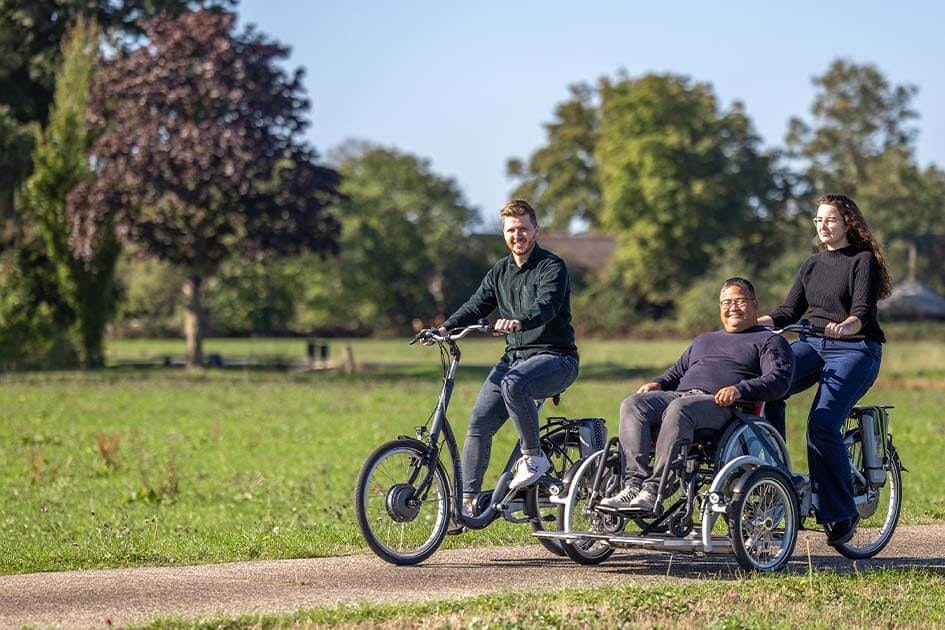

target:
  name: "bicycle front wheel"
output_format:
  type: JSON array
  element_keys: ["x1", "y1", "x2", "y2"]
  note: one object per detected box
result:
[
  {"x1": 354, "y1": 439, "x2": 450, "y2": 565},
  {"x1": 835, "y1": 432, "x2": 903, "y2": 560}
]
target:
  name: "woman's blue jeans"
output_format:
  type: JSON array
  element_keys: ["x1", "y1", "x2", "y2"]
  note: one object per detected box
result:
[{"x1": 785, "y1": 336, "x2": 882, "y2": 523}]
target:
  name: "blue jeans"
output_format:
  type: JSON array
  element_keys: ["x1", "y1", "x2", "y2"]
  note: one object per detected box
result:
[
  {"x1": 772, "y1": 337, "x2": 882, "y2": 523},
  {"x1": 461, "y1": 353, "x2": 579, "y2": 494}
]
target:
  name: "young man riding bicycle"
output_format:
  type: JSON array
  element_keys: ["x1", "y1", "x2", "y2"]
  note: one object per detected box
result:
[{"x1": 432, "y1": 200, "x2": 579, "y2": 526}]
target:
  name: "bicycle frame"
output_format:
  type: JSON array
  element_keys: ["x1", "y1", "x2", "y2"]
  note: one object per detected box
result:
[{"x1": 409, "y1": 325, "x2": 547, "y2": 530}]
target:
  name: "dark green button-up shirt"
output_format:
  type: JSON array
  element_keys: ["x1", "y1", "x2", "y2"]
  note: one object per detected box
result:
[{"x1": 442, "y1": 244, "x2": 577, "y2": 361}]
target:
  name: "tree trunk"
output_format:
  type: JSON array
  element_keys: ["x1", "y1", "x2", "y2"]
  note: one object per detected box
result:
[{"x1": 183, "y1": 274, "x2": 205, "y2": 367}]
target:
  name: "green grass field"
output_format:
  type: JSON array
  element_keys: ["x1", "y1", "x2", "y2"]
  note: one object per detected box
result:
[
  {"x1": 2, "y1": 338, "x2": 943, "y2": 575},
  {"x1": 141, "y1": 569, "x2": 945, "y2": 629}
]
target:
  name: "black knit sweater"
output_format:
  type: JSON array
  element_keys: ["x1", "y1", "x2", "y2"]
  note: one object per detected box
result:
[{"x1": 769, "y1": 246, "x2": 886, "y2": 343}]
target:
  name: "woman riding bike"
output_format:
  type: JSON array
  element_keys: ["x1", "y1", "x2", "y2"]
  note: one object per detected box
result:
[{"x1": 758, "y1": 193, "x2": 892, "y2": 547}]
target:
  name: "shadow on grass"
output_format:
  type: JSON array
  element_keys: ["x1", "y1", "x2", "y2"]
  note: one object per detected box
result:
[{"x1": 4, "y1": 361, "x2": 664, "y2": 386}]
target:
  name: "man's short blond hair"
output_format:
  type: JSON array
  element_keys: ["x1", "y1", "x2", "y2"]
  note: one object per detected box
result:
[{"x1": 499, "y1": 199, "x2": 538, "y2": 226}]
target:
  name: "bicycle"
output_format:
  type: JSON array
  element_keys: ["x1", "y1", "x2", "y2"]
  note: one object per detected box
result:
[
  {"x1": 540, "y1": 320, "x2": 903, "y2": 571},
  {"x1": 776, "y1": 321, "x2": 904, "y2": 559},
  {"x1": 354, "y1": 323, "x2": 606, "y2": 565}
]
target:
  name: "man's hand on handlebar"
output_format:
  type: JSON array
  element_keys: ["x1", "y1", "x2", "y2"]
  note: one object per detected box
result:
[
  {"x1": 417, "y1": 326, "x2": 447, "y2": 346},
  {"x1": 714, "y1": 385, "x2": 742, "y2": 407},
  {"x1": 493, "y1": 318, "x2": 522, "y2": 334}
]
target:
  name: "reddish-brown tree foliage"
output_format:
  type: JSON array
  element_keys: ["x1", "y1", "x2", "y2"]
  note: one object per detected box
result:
[{"x1": 68, "y1": 9, "x2": 340, "y2": 365}]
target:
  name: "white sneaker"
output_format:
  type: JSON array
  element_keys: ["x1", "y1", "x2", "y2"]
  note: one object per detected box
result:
[
  {"x1": 629, "y1": 487, "x2": 658, "y2": 512},
  {"x1": 509, "y1": 453, "x2": 551, "y2": 489},
  {"x1": 598, "y1": 485, "x2": 640, "y2": 509}
]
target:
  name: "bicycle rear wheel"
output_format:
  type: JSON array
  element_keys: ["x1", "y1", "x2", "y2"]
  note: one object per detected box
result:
[
  {"x1": 559, "y1": 450, "x2": 620, "y2": 564},
  {"x1": 835, "y1": 431, "x2": 903, "y2": 559},
  {"x1": 526, "y1": 428, "x2": 582, "y2": 556},
  {"x1": 354, "y1": 438, "x2": 450, "y2": 565}
]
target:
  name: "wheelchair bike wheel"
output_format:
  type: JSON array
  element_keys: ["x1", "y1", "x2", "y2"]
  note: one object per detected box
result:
[
  {"x1": 730, "y1": 466, "x2": 799, "y2": 572},
  {"x1": 354, "y1": 438, "x2": 450, "y2": 565},
  {"x1": 558, "y1": 450, "x2": 620, "y2": 565},
  {"x1": 835, "y1": 430, "x2": 903, "y2": 559},
  {"x1": 526, "y1": 429, "x2": 583, "y2": 556}
]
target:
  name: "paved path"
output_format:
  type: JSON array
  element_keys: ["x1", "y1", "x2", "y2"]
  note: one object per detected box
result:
[{"x1": 2, "y1": 526, "x2": 943, "y2": 629}]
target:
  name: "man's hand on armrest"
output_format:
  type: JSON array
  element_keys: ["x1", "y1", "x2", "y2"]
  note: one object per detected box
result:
[
  {"x1": 636, "y1": 382, "x2": 662, "y2": 394},
  {"x1": 714, "y1": 385, "x2": 742, "y2": 407}
]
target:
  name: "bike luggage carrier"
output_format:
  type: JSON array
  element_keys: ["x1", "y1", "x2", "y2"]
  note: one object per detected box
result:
[{"x1": 534, "y1": 530, "x2": 734, "y2": 555}]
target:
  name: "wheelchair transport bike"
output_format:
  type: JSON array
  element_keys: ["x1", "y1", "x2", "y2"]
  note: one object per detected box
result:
[
  {"x1": 354, "y1": 323, "x2": 606, "y2": 565},
  {"x1": 536, "y1": 321, "x2": 904, "y2": 572}
]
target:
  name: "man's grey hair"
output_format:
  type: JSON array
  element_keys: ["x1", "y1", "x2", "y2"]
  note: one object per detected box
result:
[{"x1": 720, "y1": 277, "x2": 756, "y2": 299}]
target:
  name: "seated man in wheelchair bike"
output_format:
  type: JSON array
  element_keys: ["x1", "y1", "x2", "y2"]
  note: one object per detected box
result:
[{"x1": 601, "y1": 277, "x2": 795, "y2": 514}]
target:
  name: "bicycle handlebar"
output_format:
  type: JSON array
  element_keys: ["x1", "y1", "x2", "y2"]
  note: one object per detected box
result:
[
  {"x1": 771, "y1": 320, "x2": 865, "y2": 341},
  {"x1": 410, "y1": 323, "x2": 496, "y2": 345}
]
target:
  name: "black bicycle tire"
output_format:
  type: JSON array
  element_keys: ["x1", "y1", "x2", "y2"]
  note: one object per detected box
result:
[{"x1": 354, "y1": 438, "x2": 450, "y2": 565}]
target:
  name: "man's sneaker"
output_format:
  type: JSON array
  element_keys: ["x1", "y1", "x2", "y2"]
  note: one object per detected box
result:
[
  {"x1": 446, "y1": 495, "x2": 477, "y2": 535},
  {"x1": 598, "y1": 485, "x2": 640, "y2": 510},
  {"x1": 508, "y1": 453, "x2": 551, "y2": 490},
  {"x1": 628, "y1": 487, "x2": 659, "y2": 513}
]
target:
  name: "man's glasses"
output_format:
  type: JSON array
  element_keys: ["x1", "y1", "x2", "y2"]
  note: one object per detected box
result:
[
  {"x1": 813, "y1": 217, "x2": 843, "y2": 226},
  {"x1": 720, "y1": 298, "x2": 753, "y2": 309}
]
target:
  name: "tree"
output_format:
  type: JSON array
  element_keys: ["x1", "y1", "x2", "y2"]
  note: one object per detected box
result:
[
  {"x1": 297, "y1": 144, "x2": 478, "y2": 333},
  {"x1": 786, "y1": 59, "x2": 918, "y2": 197},
  {"x1": 24, "y1": 16, "x2": 119, "y2": 367},
  {"x1": 506, "y1": 83, "x2": 601, "y2": 230},
  {"x1": 788, "y1": 60, "x2": 945, "y2": 291},
  {"x1": 70, "y1": 9, "x2": 340, "y2": 366},
  {"x1": 0, "y1": 0, "x2": 232, "y2": 125},
  {"x1": 594, "y1": 73, "x2": 782, "y2": 310}
]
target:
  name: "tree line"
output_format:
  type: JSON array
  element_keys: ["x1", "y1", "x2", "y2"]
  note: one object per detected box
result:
[{"x1": 2, "y1": 3, "x2": 944, "y2": 370}]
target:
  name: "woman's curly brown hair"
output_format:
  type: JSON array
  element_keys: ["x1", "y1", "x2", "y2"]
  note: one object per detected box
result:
[{"x1": 816, "y1": 193, "x2": 892, "y2": 299}]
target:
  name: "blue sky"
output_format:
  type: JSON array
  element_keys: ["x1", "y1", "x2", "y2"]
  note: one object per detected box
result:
[{"x1": 239, "y1": 1, "x2": 945, "y2": 225}]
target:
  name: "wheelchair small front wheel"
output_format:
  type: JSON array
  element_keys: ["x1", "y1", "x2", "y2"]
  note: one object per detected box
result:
[{"x1": 729, "y1": 466, "x2": 798, "y2": 572}]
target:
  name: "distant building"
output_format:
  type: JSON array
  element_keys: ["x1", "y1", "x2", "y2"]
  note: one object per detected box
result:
[
  {"x1": 879, "y1": 280, "x2": 945, "y2": 320},
  {"x1": 469, "y1": 232, "x2": 615, "y2": 277}
]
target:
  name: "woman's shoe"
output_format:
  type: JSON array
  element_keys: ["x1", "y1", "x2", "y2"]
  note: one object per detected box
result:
[{"x1": 826, "y1": 517, "x2": 857, "y2": 546}]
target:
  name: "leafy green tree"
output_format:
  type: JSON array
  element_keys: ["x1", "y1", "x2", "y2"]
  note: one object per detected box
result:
[
  {"x1": 298, "y1": 144, "x2": 478, "y2": 333},
  {"x1": 506, "y1": 82, "x2": 601, "y2": 230},
  {"x1": 788, "y1": 59, "x2": 945, "y2": 291},
  {"x1": 786, "y1": 59, "x2": 918, "y2": 197},
  {"x1": 0, "y1": 0, "x2": 232, "y2": 125},
  {"x1": 594, "y1": 73, "x2": 782, "y2": 310},
  {"x1": 69, "y1": 9, "x2": 340, "y2": 366},
  {"x1": 24, "y1": 17, "x2": 119, "y2": 367}
]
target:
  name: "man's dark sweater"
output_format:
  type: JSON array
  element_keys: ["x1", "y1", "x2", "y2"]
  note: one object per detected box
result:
[
  {"x1": 769, "y1": 246, "x2": 886, "y2": 343},
  {"x1": 442, "y1": 245, "x2": 577, "y2": 361},
  {"x1": 655, "y1": 326, "x2": 794, "y2": 402}
]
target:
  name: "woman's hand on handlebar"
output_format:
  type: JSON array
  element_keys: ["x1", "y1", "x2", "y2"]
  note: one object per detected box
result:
[{"x1": 824, "y1": 317, "x2": 862, "y2": 338}]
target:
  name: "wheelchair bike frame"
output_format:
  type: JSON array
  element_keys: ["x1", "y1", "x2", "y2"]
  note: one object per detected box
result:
[
  {"x1": 354, "y1": 323, "x2": 606, "y2": 565},
  {"x1": 537, "y1": 321, "x2": 904, "y2": 571}
]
